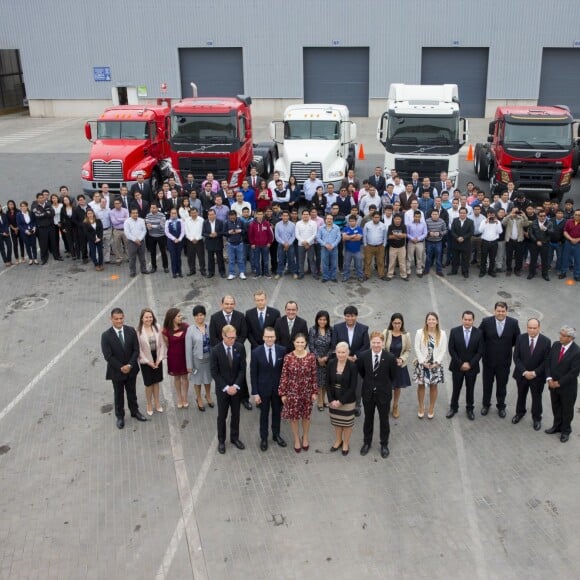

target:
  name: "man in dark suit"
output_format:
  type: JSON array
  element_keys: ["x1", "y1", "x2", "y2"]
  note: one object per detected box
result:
[
  {"x1": 129, "y1": 191, "x2": 150, "y2": 219},
  {"x1": 479, "y1": 302, "x2": 521, "y2": 417},
  {"x1": 245, "y1": 289, "x2": 281, "y2": 350},
  {"x1": 331, "y1": 305, "x2": 370, "y2": 416},
  {"x1": 250, "y1": 327, "x2": 288, "y2": 451},
  {"x1": 201, "y1": 209, "x2": 226, "y2": 278},
  {"x1": 357, "y1": 332, "x2": 398, "y2": 458},
  {"x1": 449, "y1": 208, "x2": 474, "y2": 278},
  {"x1": 100, "y1": 308, "x2": 147, "y2": 429},
  {"x1": 182, "y1": 172, "x2": 199, "y2": 197},
  {"x1": 511, "y1": 318, "x2": 551, "y2": 431},
  {"x1": 446, "y1": 311, "x2": 484, "y2": 420},
  {"x1": 545, "y1": 325, "x2": 580, "y2": 442},
  {"x1": 129, "y1": 173, "x2": 153, "y2": 203},
  {"x1": 210, "y1": 325, "x2": 246, "y2": 454},
  {"x1": 368, "y1": 167, "x2": 386, "y2": 195},
  {"x1": 340, "y1": 169, "x2": 360, "y2": 191},
  {"x1": 274, "y1": 301, "x2": 308, "y2": 352}
]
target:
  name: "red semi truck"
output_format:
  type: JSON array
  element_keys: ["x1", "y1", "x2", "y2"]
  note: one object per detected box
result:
[
  {"x1": 473, "y1": 105, "x2": 578, "y2": 200},
  {"x1": 82, "y1": 95, "x2": 276, "y2": 195}
]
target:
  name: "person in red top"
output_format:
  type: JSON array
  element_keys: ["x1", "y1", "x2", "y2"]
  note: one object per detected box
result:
[
  {"x1": 255, "y1": 180, "x2": 273, "y2": 212},
  {"x1": 558, "y1": 209, "x2": 580, "y2": 282},
  {"x1": 248, "y1": 209, "x2": 274, "y2": 278}
]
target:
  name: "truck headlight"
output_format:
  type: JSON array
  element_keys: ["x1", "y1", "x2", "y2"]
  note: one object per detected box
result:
[
  {"x1": 560, "y1": 173, "x2": 571, "y2": 186},
  {"x1": 328, "y1": 170, "x2": 344, "y2": 179},
  {"x1": 81, "y1": 169, "x2": 90, "y2": 178},
  {"x1": 131, "y1": 170, "x2": 147, "y2": 178},
  {"x1": 500, "y1": 170, "x2": 510, "y2": 183}
]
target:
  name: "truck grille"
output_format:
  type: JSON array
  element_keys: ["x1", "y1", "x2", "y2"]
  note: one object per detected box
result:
[
  {"x1": 177, "y1": 157, "x2": 230, "y2": 182},
  {"x1": 394, "y1": 158, "x2": 449, "y2": 182},
  {"x1": 290, "y1": 162, "x2": 323, "y2": 184},
  {"x1": 92, "y1": 160, "x2": 123, "y2": 182},
  {"x1": 511, "y1": 163, "x2": 562, "y2": 189}
]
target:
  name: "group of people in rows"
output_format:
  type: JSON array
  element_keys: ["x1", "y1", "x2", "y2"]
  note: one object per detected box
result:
[
  {"x1": 3, "y1": 167, "x2": 580, "y2": 282},
  {"x1": 101, "y1": 293, "x2": 580, "y2": 458}
]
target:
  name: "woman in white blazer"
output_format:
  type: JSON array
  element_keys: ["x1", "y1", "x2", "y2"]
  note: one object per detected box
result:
[
  {"x1": 137, "y1": 308, "x2": 167, "y2": 415},
  {"x1": 413, "y1": 312, "x2": 447, "y2": 419}
]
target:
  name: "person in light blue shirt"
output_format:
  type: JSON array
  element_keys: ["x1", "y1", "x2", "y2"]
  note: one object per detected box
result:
[
  {"x1": 274, "y1": 211, "x2": 297, "y2": 278},
  {"x1": 316, "y1": 214, "x2": 341, "y2": 282}
]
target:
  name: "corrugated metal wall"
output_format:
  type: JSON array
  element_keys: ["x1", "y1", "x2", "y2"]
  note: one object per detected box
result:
[{"x1": 0, "y1": 0, "x2": 579, "y2": 101}]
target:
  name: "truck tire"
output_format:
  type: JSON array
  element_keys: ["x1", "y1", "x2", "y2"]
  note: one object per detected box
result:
[
  {"x1": 150, "y1": 168, "x2": 161, "y2": 195},
  {"x1": 476, "y1": 149, "x2": 489, "y2": 181},
  {"x1": 473, "y1": 144, "x2": 481, "y2": 175},
  {"x1": 572, "y1": 147, "x2": 579, "y2": 177}
]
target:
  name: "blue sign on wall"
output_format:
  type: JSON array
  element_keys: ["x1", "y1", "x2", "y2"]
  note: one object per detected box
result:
[{"x1": 93, "y1": 67, "x2": 111, "y2": 82}]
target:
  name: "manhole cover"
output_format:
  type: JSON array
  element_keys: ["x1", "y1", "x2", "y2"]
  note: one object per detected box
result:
[{"x1": 7, "y1": 296, "x2": 49, "y2": 312}]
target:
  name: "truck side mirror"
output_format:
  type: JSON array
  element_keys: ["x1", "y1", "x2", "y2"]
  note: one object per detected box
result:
[
  {"x1": 487, "y1": 135, "x2": 493, "y2": 143},
  {"x1": 84, "y1": 122, "x2": 93, "y2": 142},
  {"x1": 350, "y1": 122, "x2": 357, "y2": 141},
  {"x1": 488, "y1": 121, "x2": 495, "y2": 135},
  {"x1": 269, "y1": 122, "x2": 281, "y2": 144}
]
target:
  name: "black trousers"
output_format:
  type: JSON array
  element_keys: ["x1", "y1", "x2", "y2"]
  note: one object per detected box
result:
[
  {"x1": 363, "y1": 390, "x2": 391, "y2": 446},
  {"x1": 258, "y1": 392, "x2": 282, "y2": 440},
  {"x1": 0, "y1": 234, "x2": 12, "y2": 263},
  {"x1": 73, "y1": 225, "x2": 88, "y2": 259},
  {"x1": 207, "y1": 248, "x2": 225, "y2": 275},
  {"x1": 146, "y1": 235, "x2": 168, "y2": 269},
  {"x1": 505, "y1": 239, "x2": 524, "y2": 272},
  {"x1": 37, "y1": 226, "x2": 58, "y2": 261},
  {"x1": 217, "y1": 389, "x2": 241, "y2": 443},
  {"x1": 515, "y1": 378, "x2": 544, "y2": 420},
  {"x1": 112, "y1": 376, "x2": 138, "y2": 418},
  {"x1": 186, "y1": 239, "x2": 206, "y2": 273},
  {"x1": 528, "y1": 243, "x2": 550, "y2": 277},
  {"x1": 482, "y1": 364, "x2": 510, "y2": 409},
  {"x1": 549, "y1": 383, "x2": 578, "y2": 435},
  {"x1": 450, "y1": 371, "x2": 477, "y2": 411},
  {"x1": 451, "y1": 242, "x2": 471, "y2": 275},
  {"x1": 480, "y1": 240, "x2": 498, "y2": 275},
  {"x1": 10, "y1": 229, "x2": 24, "y2": 259},
  {"x1": 269, "y1": 240, "x2": 278, "y2": 273}
]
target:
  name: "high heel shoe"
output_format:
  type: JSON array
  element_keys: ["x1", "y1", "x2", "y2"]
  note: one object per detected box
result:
[
  {"x1": 294, "y1": 445, "x2": 301, "y2": 453},
  {"x1": 205, "y1": 396, "x2": 215, "y2": 408},
  {"x1": 418, "y1": 407, "x2": 425, "y2": 419},
  {"x1": 302, "y1": 441, "x2": 309, "y2": 451},
  {"x1": 146, "y1": 403, "x2": 153, "y2": 416},
  {"x1": 427, "y1": 408, "x2": 435, "y2": 419},
  {"x1": 197, "y1": 398, "x2": 205, "y2": 412},
  {"x1": 183, "y1": 402, "x2": 189, "y2": 409},
  {"x1": 177, "y1": 402, "x2": 183, "y2": 409},
  {"x1": 155, "y1": 405, "x2": 164, "y2": 413}
]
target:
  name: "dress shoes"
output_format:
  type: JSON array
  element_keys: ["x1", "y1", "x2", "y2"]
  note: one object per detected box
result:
[
  {"x1": 542, "y1": 274, "x2": 550, "y2": 281},
  {"x1": 132, "y1": 411, "x2": 147, "y2": 421},
  {"x1": 446, "y1": 408, "x2": 457, "y2": 419},
  {"x1": 544, "y1": 426, "x2": 561, "y2": 435},
  {"x1": 560, "y1": 433, "x2": 570, "y2": 443},
  {"x1": 511, "y1": 414, "x2": 524, "y2": 424},
  {"x1": 342, "y1": 448, "x2": 349, "y2": 456},
  {"x1": 116, "y1": 417, "x2": 125, "y2": 429},
  {"x1": 498, "y1": 409, "x2": 506, "y2": 418},
  {"x1": 466, "y1": 410, "x2": 475, "y2": 421},
  {"x1": 533, "y1": 420, "x2": 541, "y2": 431},
  {"x1": 231, "y1": 439, "x2": 245, "y2": 450},
  {"x1": 360, "y1": 443, "x2": 370, "y2": 456},
  {"x1": 273, "y1": 434, "x2": 287, "y2": 447},
  {"x1": 481, "y1": 406, "x2": 490, "y2": 416},
  {"x1": 330, "y1": 444, "x2": 341, "y2": 452},
  {"x1": 218, "y1": 442, "x2": 226, "y2": 454},
  {"x1": 242, "y1": 400, "x2": 253, "y2": 411},
  {"x1": 380, "y1": 445, "x2": 390, "y2": 459},
  {"x1": 260, "y1": 439, "x2": 268, "y2": 451}
]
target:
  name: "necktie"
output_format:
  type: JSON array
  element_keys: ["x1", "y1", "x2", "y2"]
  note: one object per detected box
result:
[
  {"x1": 288, "y1": 319, "x2": 294, "y2": 334},
  {"x1": 139, "y1": 183, "x2": 143, "y2": 192},
  {"x1": 227, "y1": 346, "x2": 233, "y2": 366},
  {"x1": 226, "y1": 314, "x2": 231, "y2": 324},
  {"x1": 268, "y1": 347, "x2": 274, "y2": 366},
  {"x1": 259, "y1": 312, "x2": 264, "y2": 328},
  {"x1": 497, "y1": 321, "x2": 504, "y2": 337},
  {"x1": 558, "y1": 346, "x2": 565, "y2": 363},
  {"x1": 373, "y1": 354, "x2": 379, "y2": 371},
  {"x1": 464, "y1": 329, "x2": 470, "y2": 347},
  {"x1": 117, "y1": 329, "x2": 125, "y2": 346},
  {"x1": 529, "y1": 338, "x2": 535, "y2": 355}
]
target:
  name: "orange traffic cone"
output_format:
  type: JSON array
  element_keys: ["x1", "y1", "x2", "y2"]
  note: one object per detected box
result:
[
  {"x1": 466, "y1": 144, "x2": 474, "y2": 161},
  {"x1": 358, "y1": 143, "x2": 365, "y2": 160}
]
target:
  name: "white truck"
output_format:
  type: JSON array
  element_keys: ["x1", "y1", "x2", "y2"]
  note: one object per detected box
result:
[
  {"x1": 269, "y1": 104, "x2": 357, "y2": 187},
  {"x1": 377, "y1": 84, "x2": 468, "y2": 187}
]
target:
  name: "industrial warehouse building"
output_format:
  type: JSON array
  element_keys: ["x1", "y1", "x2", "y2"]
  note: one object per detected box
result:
[{"x1": 1, "y1": 0, "x2": 580, "y2": 118}]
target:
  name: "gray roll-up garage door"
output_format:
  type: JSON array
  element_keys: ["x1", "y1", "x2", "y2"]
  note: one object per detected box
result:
[
  {"x1": 538, "y1": 49, "x2": 580, "y2": 117},
  {"x1": 303, "y1": 48, "x2": 369, "y2": 116},
  {"x1": 178, "y1": 48, "x2": 244, "y2": 98},
  {"x1": 421, "y1": 48, "x2": 489, "y2": 118}
]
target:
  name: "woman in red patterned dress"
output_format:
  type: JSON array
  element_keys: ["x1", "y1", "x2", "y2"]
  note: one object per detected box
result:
[{"x1": 279, "y1": 333, "x2": 318, "y2": 453}]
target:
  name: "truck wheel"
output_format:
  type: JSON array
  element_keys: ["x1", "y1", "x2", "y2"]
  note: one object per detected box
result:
[
  {"x1": 476, "y1": 151, "x2": 489, "y2": 181},
  {"x1": 265, "y1": 154, "x2": 273, "y2": 178},
  {"x1": 489, "y1": 173, "x2": 497, "y2": 195},
  {"x1": 150, "y1": 169, "x2": 161, "y2": 194},
  {"x1": 572, "y1": 149, "x2": 579, "y2": 177},
  {"x1": 473, "y1": 144, "x2": 481, "y2": 174}
]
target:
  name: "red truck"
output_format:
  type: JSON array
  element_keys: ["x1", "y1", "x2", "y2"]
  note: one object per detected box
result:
[
  {"x1": 81, "y1": 102, "x2": 172, "y2": 196},
  {"x1": 168, "y1": 95, "x2": 277, "y2": 187},
  {"x1": 473, "y1": 105, "x2": 579, "y2": 201}
]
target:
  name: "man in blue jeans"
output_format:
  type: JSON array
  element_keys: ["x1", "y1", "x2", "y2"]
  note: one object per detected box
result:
[
  {"x1": 224, "y1": 210, "x2": 247, "y2": 280},
  {"x1": 317, "y1": 214, "x2": 341, "y2": 282},
  {"x1": 342, "y1": 214, "x2": 364, "y2": 281},
  {"x1": 424, "y1": 209, "x2": 447, "y2": 277}
]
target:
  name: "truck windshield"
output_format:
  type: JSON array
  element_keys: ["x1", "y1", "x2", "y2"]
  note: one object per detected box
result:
[
  {"x1": 97, "y1": 121, "x2": 149, "y2": 140},
  {"x1": 388, "y1": 116, "x2": 458, "y2": 144},
  {"x1": 170, "y1": 115, "x2": 237, "y2": 143},
  {"x1": 284, "y1": 121, "x2": 339, "y2": 140},
  {"x1": 504, "y1": 122, "x2": 571, "y2": 149}
]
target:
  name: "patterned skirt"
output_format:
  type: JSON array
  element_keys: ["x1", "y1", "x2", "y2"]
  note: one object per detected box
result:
[{"x1": 329, "y1": 401, "x2": 356, "y2": 428}]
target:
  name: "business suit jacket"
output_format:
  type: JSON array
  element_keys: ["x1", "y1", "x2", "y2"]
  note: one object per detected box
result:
[
  {"x1": 545, "y1": 341, "x2": 580, "y2": 390},
  {"x1": 245, "y1": 306, "x2": 282, "y2": 349},
  {"x1": 274, "y1": 315, "x2": 308, "y2": 352},
  {"x1": 450, "y1": 218, "x2": 474, "y2": 249},
  {"x1": 202, "y1": 218, "x2": 225, "y2": 251},
  {"x1": 83, "y1": 219, "x2": 104, "y2": 244},
  {"x1": 357, "y1": 349, "x2": 398, "y2": 403},
  {"x1": 479, "y1": 316, "x2": 521, "y2": 368},
  {"x1": 512, "y1": 333, "x2": 551, "y2": 383},
  {"x1": 129, "y1": 198, "x2": 150, "y2": 219},
  {"x1": 398, "y1": 191, "x2": 418, "y2": 211},
  {"x1": 327, "y1": 358, "x2": 358, "y2": 404},
  {"x1": 448, "y1": 326, "x2": 483, "y2": 375},
  {"x1": 130, "y1": 182, "x2": 153, "y2": 203},
  {"x1": 331, "y1": 321, "x2": 370, "y2": 358},
  {"x1": 101, "y1": 325, "x2": 140, "y2": 381},
  {"x1": 340, "y1": 177, "x2": 361, "y2": 190},
  {"x1": 368, "y1": 174, "x2": 386, "y2": 194},
  {"x1": 210, "y1": 341, "x2": 246, "y2": 392},
  {"x1": 209, "y1": 309, "x2": 248, "y2": 347},
  {"x1": 137, "y1": 326, "x2": 167, "y2": 365},
  {"x1": 250, "y1": 344, "x2": 286, "y2": 397}
]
